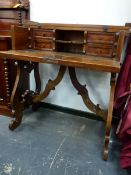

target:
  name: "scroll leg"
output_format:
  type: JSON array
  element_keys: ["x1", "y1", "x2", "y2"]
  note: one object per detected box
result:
[
  {"x1": 103, "y1": 73, "x2": 116, "y2": 160},
  {"x1": 9, "y1": 61, "x2": 27, "y2": 131},
  {"x1": 68, "y1": 67, "x2": 107, "y2": 121},
  {"x1": 33, "y1": 66, "x2": 66, "y2": 103}
]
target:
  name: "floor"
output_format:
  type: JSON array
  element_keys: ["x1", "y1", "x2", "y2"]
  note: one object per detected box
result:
[{"x1": 0, "y1": 108, "x2": 130, "y2": 175}]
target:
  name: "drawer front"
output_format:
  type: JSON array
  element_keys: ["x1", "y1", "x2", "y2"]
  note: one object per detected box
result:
[
  {"x1": 34, "y1": 39, "x2": 53, "y2": 50},
  {"x1": 86, "y1": 43, "x2": 116, "y2": 57},
  {"x1": 0, "y1": 10, "x2": 27, "y2": 19},
  {"x1": 0, "y1": 19, "x2": 19, "y2": 29},
  {"x1": 34, "y1": 29, "x2": 54, "y2": 38},
  {"x1": 87, "y1": 32, "x2": 116, "y2": 44}
]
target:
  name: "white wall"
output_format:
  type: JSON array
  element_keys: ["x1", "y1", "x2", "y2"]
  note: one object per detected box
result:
[{"x1": 29, "y1": 0, "x2": 131, "y2": 112}]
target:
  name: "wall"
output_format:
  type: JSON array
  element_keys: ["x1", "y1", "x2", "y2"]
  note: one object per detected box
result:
[{"x1": 29, "y1": 0, "x2": 131, "y2": 112}]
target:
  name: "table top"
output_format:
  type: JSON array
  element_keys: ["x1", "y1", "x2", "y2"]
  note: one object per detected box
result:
[{"x1": 0, "y1": 49, "x2": 120, "y2": 73}]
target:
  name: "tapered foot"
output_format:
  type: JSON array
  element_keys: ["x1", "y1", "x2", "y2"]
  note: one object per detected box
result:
[
  {"x1": 103, "y1": 135, "x2": 110, "y2": 160},
  {"x1": 103, "y1": 150, "x2": 108, "y2": 161},
  {"x1": 9, "y1": 120, "x2": 21, "y2": 131}
]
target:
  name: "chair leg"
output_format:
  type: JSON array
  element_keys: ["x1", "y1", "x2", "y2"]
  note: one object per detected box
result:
[{"x1": 103, "y1": 73, "x2": 116, "y2": 160}]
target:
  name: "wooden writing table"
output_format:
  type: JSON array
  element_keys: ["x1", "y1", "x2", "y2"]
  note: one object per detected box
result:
[{"x1": 0, "y1": 23, "x2": 130, "y2": 160}]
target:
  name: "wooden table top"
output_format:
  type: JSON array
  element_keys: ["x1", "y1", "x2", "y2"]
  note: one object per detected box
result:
[{"x1": 0, "y1": 49, "x2": 120, "y2": 73}]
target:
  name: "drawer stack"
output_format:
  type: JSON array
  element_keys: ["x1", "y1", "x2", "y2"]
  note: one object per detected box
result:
[
  {"x1": 32, "y1": 29, "x2": 55, "y2": 51},
  {"x1": 86, "y1": 32, "x2": 118, "y2": 57},
  {"x1": 29, "y1": 26, "x2": 119, "y2": 58}
]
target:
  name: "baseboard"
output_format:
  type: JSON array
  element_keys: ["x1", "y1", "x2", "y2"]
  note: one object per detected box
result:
[{"x1": 39, "y1": 102, "x2": 104, "y2": 122}]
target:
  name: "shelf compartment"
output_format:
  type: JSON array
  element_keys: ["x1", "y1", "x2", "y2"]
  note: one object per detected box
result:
[
  {"x1": 55, "y1": 39, "x2": 84, "y2": 44},
  {"x1": 55, "y1": 42, "x2": 84, "y2": 54},
  {"x1": 55, "y1": 30, "x2": 84, "y2": 43}
]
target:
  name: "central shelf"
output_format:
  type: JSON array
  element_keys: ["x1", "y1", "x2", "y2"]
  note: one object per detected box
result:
[
  {"x1": 55, "y1": 29, "x2": 84, "y2": 42},
  {"x1": 55, "y1": 39, "x2": 84, "y2": 44},
  {"x1": 55, "y1": 29, "x2": 85, "y2": 53}
]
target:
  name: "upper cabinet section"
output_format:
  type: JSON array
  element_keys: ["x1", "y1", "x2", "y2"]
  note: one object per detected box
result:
[
  {"x1": 12, "y1": 22, "x2": 130, "y2": 61},
  {"x1": 25, "y1": 23, "x2": 129, "y2": 59}
]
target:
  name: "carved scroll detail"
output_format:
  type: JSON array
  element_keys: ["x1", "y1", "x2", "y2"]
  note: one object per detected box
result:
[
  {"x1": 9, "y1": 61, "x2": 37, "y2": 130},
  {"x1": 10, "y1": 61, "x2": 35, "y2": 107},
  {"x1": 68, "y1": 67, "x2": 107, "y2": 121},
  {"x1": 33, "y1": 66, "x2": 66, "y2": 103}
]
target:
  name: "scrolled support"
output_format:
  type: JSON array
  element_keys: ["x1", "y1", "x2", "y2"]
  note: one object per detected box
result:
[
  {"x1": 9, "y1": 61, "x2": 36, "y2": 130},
  {"x1": 68, "y1": 67, "x2": 107, "y2": 121},
  {"x1": 33, "y1": 66, "x2": 66, "y2": 103}
]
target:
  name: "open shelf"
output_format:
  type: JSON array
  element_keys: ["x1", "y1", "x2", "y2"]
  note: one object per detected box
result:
[
  {"x1": 55, "y1": 29, "x2": 85, "y2": 53},
  {"x1": 55, "y1": 39, "x2": 84, "y2": 44},
  {"x1": 55, "y1": 42, "x2": 84, "y2": 54},
  {"x1": 55, "y1": 29, "x2": 84, "y2": 42}
]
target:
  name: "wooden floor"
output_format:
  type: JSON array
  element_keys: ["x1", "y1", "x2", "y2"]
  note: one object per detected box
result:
[{"x1": 0, "y1": 108, "x2": 130, "y2": 175}]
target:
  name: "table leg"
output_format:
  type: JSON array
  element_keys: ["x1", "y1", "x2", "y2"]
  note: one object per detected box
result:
[
  {"x1": 33, "y1": 66, "x2": 66, "y2": 103},
  {"x1": 9, "y1": 61, "x2": 39, "y2": 130},
  {"x1": 68, "y1": 67, "x2": 116, "y2": 160},
  {"x1": 103, "y1": 73, "x2": 116, "y2": 160},
  {"x1": 9, "y1": 63, "x2": 66, "y2": 130},
  {"x1": 68, "y1": 67, "x2": 107, "y2": 121},
  {"x1": 9, "y1": 61, "x2": 26, "y2": 130}
]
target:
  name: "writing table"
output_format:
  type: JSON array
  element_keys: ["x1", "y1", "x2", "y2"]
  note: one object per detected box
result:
[{"x1": 0, "y1": 22, "x2": 130, "y2": 160}]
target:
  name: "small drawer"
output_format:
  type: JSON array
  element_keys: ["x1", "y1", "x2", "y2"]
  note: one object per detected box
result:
[
  {"x1": 0, "y1": 19, "x2": 19, "y2": 29},
  {"x1": 87, "y1": 32, "x2": 116, "y2": 44},
  {"x1": 86, "y1": 43, "x2": 115, "y2": 57},
  {"x1": 33, "y1": 29, "x2": 54, "y2": 38},
  {"x1": 34, "y1": 39, "x2": 53, "y2": 50}
]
